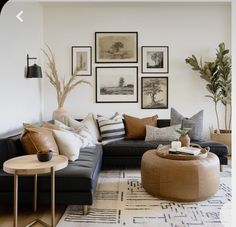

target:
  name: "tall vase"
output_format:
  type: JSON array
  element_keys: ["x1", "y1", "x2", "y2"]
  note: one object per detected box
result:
[
  {"x1": 52, "y1": 108, "x2": 69, "y2": 123},
  {"x1": 179, "y1": 134, "x2": 190, "y2": 147}
]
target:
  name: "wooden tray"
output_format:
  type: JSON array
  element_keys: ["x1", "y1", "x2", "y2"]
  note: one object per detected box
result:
[{"x1": 156, "y1": 144, "x2": 209, "y2": 160}]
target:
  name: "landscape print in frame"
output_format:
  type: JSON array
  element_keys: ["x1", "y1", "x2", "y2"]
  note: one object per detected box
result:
[
  {"x1": 95, "y1": 32, "x2": 138, "y2": 63},
  {"x1": 72, "y1": 46, "x2": 92, "y2": 76},
  {"x1": 96, "y1": 67, "x2": 138, "y2": 103},
  {"x1": 141, "y1": 77, "x2": 168, "y2": 109},
  {"x1": 141, "y1": 46, "x2": 169, "y2": 73}
]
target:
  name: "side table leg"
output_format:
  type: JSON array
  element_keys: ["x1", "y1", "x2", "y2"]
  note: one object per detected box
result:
[
  {"x1": 51, "y1": 167, "x2": 55, "y2": 227},
  {"x1": 14, "y1": 174, "x2": 18, "y2": 227},
  {"x1": 34, "y1": 174, "x2": 38, "y2": 212}
]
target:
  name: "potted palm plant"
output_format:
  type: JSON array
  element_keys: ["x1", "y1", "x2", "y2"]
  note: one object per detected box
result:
[{"x1": 185, "y1": 43, "x2": 231, "y2": 154}]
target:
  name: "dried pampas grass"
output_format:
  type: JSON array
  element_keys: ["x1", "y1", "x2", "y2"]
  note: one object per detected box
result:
[{"x1": 42, "y1": 45, "x2": 91, "y2": 108}]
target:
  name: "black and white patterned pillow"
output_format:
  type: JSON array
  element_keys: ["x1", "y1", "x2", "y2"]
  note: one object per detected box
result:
[{"x1": 97, "y1": 114, "x2": 125, "y2": 145}]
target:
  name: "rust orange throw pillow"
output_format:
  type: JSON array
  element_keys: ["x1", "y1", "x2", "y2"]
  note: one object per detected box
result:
[
  {"x1": 21, "y1": 123, "x2": 59, "y2": 155},
  {"x1": 124, "y1": 114, "x2": 158, "y2": 139}
]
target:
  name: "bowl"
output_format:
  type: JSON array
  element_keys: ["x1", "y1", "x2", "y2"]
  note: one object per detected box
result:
[{"x1": 37, "y1": 150, "x2": 53, "y2": 162}]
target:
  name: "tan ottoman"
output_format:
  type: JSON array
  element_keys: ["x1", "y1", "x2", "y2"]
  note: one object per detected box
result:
[{"x1": 141, "y1": 149, "x2": 220, "y2": 202}]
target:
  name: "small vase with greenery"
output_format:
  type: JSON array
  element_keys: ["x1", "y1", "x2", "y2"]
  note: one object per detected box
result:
[
  {"x1": 42, "y1": 45, "x2": 91, "y2": 119},
  {"x1": 176, "y1": 128, "x2": 191, "y2": 147}
]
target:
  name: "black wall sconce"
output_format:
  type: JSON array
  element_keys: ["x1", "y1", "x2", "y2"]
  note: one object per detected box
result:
[{"x1": 26, "y1": 54, "x2": 42, "y2": 78}]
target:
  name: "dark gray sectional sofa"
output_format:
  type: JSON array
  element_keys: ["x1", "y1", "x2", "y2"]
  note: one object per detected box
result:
[{"x1": 0, "y1": 119, "x2": 228, "y2": 214}]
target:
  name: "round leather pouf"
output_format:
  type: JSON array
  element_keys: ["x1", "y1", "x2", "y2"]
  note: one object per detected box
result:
[{"x1": 141, "y1": 150, "x2": 220, "y2": 202}]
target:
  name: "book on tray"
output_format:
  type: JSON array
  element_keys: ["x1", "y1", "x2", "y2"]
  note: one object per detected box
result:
[{"x1": 169, "y1": 146, "x2": 201, "y2": 155}]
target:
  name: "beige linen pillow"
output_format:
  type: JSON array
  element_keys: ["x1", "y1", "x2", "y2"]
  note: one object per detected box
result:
[
  {"x1": 145, "y1": 124, "x2": 181, "y2": 142},
  {"x1": 52, "y1": 130, "x2": 82, "y2": 161}
]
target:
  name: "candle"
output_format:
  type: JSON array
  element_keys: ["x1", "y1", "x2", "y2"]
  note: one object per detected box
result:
[{"x1": 171, "y1": 141, "x2": 181, "y2": 149}]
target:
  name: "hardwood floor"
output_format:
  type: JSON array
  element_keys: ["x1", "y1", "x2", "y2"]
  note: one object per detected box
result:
[{"x1": 0, "y1": 205, "x2": 66, "y2": 226}]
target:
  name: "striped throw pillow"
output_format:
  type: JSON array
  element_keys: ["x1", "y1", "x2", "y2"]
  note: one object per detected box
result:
[{"x1": 97, "y1": 114, "x2": 125, "y2": 145}]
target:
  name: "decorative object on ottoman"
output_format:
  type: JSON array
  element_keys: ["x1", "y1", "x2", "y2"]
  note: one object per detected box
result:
[
  {"x1": 176, "y1": 128, "x2": 191, "y2": 147},
  {"x1": 42, "y1": 45, "x2": 91, "y2": 118},
  {"x1": 37, "y1": 150, "x2": 53, "y2": 162},
  {"x1": 141, "y1": 148, "x2": 220, "y2": 202},
  {"x1": 185, "y1": 43, "x2": 231, "y2": 154},
  {"x1": 171, "y1": 140, "x2": 181, "y2": 149}
]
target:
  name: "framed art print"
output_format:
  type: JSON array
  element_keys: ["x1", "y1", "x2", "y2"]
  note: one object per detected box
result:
[
  {"x1": 95, "y1": 32, "x2": 138, "y2": 63},
  {"x1": 141, "y1": 77, "x2": 168, "y2": 109},
  {"x1": 96, "y1": 67, "x2": 138, "y2": 103},
  {"x1": 141, "y1": 46, "x2": 169, "y2": 73},
  {"x1": 72, "y1": 46, "x2": 92, "y2": 76}
]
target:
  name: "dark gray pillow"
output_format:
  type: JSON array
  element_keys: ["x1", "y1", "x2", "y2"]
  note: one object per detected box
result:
[{"x1": 170, "y1": 108, "x2": 203, "y2": 140}]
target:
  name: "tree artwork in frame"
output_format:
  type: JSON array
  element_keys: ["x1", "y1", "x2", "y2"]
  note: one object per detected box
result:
[
  {"x1": 72, "y1": 46, "x2": 92, "y2": 76},
  {"x1": 141, "y1": 77, "x2": 168, "y2": 109},
  {"x1": 141, "y1": 46, "x2": 169, "y2": 73},
  {"x1": 96, "y1": 67, "x2": 138, "y2": 103},
  {"x1": 95, "y1": 32, "x2": 138, "y2": 63}
]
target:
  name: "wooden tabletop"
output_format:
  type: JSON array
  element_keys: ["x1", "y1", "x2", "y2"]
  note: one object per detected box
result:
[{"x1": 3, "y1": 155, "x2": 68, "y2": 175}]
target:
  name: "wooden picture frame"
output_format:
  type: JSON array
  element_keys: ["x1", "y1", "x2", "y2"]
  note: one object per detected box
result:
[
  {"x1": 141, "y1": 77, "x2": 168, "y2": 109},
  {"x1": 72, "y1": 46, "x2": 92, "y2": 76},
  {"x1": 96, "y1": 67, "x2": 138, "y2": 103},
  {"x1": 95, "y1": 32, "x2": 138, "y2": 63},
  {"x1": 141, "y1": 46, "x2": 169, "y2": 73}
]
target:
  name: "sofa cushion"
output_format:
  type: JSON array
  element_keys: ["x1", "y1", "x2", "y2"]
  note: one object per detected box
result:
[
  {"x1": 124, "y1": 114, "x2": 157, "y2": 139},
  {"x1": 170, "y1": 108, "x2": 203, "y2": 141},
  {"x1": 145, "y1": 124, "x2": 181, "y2": 142},
  {"x1": 53, "y1": 130, "x2": 82, "y2": 161},
  {"x1": 97, "y1": 114, "x2": 125, "y2": 145},
  {"x1": 0, "y1": 145, "x2": 103, "y2": 192},
  {"x1": 0, "y1": 135, "x2": 25, "y2": 169},
  {"x1": 103, "y1": 139, "x2": 169, "y2": 156},
  {"x1": 21, "y1": 125, "x2": 59, "y2": 155}
]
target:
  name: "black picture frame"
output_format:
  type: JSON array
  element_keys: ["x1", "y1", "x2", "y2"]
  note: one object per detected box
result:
[
  {"x1": 71, "y1": 46, "x2": 92, "y2": 76},
  {"x1": 96, "y1": 67, "x2": 138, "y2": 103},
  {"x1": 141, "y1": 46, "x2": 169, "y2": 74},
  {"x1": 95, "y1": 32, "x2": 138, "y2": 63},
  {"x1": 141, "y1": 77, "x2": 168, "y2": 109}
]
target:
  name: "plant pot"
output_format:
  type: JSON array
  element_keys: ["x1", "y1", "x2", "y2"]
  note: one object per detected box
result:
[
  {"x1": 179, "y1": 135, "x2": 190, "y2": 147},
  {"x1": 52, "y1": 108, "x2": 69, "y2": 121},
  {"x1": 211, "y1": 131, "x2": 231, "y2": 155},
  {"x1": 37, "y1": 150, "x2": 53, "y2": 162}
]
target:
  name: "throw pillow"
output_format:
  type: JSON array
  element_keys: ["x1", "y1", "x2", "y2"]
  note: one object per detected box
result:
[
  {"x1": 145, "y1": 124, "x2": 181, "y2": 142},
  {"x1": 54, "y1": 120, "x2": 77, "y2": 132},
  {"x1": 124, "y1": 114, "x2": 158, "y2": 139},
  {"x1": 21, "y1": 124, "x2": 59, "y2": 155},
  {"x1": 52, "y1": 130, "x2": 82, "y2": 161},
  {"x1": 170, "y1": 108, "x2": 203, "y2": 140},
  {"x1": 97, "y1": 114, "x2": 125, "y2": 145},
  {"x1": 42, "y1": 121, "x2": 62, "y2": 131},
  {"x1": 81, "y1": 113, "x2": 101, "y2": 143},
  {"x1": 55, "y1": 113, "x2": 100, "y2": 143}
]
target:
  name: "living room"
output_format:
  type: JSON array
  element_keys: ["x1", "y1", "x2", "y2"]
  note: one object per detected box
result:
[{"x1": 0, "y1": 0, "x2": 235, "y2": 226}]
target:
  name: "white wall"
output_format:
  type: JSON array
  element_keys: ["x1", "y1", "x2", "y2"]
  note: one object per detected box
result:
[
  {"x1": 42, "y1": 3, "x2": 230, "y2": 138},
  {"x1": 0, "y1": 1, "x2": 43, "y2": 136}
]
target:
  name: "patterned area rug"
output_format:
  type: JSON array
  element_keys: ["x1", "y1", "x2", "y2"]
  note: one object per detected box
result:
[{"x1": 57, "y1": 168, "x2": 231, "y2": 227}]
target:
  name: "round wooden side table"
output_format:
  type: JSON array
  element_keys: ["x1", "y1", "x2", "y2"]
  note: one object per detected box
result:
[{"x1": 3, "y1": 154, "x2": 68, "y2": 227}]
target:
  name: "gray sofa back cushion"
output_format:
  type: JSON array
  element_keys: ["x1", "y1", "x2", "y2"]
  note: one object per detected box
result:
[{"x1": 170, "y1": 108, "x2": 203, "y2": 140}]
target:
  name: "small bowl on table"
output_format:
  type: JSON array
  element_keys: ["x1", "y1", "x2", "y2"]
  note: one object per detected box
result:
[{"x1": 37, "y1": 150, "x2": 53, "y2": 162}]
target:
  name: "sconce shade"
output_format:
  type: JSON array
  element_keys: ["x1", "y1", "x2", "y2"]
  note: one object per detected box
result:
[{"x1": 27, "y1": 64, "x2": 42, "y2": 78}]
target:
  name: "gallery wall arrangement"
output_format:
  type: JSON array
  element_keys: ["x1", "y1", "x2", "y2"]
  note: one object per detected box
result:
[{"x1": 71, "y1": 31, "x2": 169, "y2": 108}]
